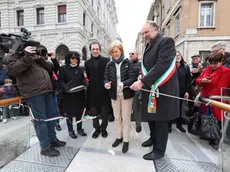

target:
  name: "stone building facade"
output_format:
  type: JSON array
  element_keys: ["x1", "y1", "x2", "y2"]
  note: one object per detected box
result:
[{"x1": 0, "y1": 0, "x2": 120, "y2": 61}]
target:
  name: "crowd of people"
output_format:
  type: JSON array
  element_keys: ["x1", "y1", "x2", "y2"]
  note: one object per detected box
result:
[{"x1": 0, "y1": 21, "x2": 230, "y2": 161}]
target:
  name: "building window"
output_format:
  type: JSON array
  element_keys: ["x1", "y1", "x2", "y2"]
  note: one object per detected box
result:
[
  {"x1": 17, "y1": 10, "x2": 24, "y2": 26},
  {"x1": 167, "y1": 0, "x2": 171, "y2": 10},
  {"x1": 56, "y1": 44, "x2": 69, "y2": 60},
  {"x1": 162, "y1": 5, "x2": 165, "y2": 19},
  {"x1": 91, "y1": 23, "x2": 93, "y2": 32},
  {"x1": 83, "y1": 12, "x2": 86, "y2": 26},
  {"x1": 37, "y1": 8, "x2": 44, "y2": 25},
  {"x1": 91, "y1": 0, "x2": 93, "y2": 6},
  {"x1": 58, "y1": 5, "x2": 66, "y2": 23},
  {"x1": 199, "y1": 2, "x2": 215, "y2": 27},
  {"x1": 97, "y1": 29, "x2": 99, "y2": 38},
  {"x1": 97, "y1": 6, "x2": 99, "y2": 16},
  {"x1": 174, "y1": 13, "x2": 180, "y2": 36},
  {"x1": 199, "y1": 50, "x2": 211, "y2": 62},
  {"x1": 165, "y1": 24, "x2": 170, "y2": 36}
]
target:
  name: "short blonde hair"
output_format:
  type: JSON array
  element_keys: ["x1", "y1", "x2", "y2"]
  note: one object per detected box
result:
[{"x1": 108, "y1": 40, "x2": 124, "y2": 55}]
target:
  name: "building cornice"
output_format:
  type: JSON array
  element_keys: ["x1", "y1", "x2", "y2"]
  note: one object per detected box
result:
[{"x1": 175, "y1": 36, "x2": 230, "y2": 46}]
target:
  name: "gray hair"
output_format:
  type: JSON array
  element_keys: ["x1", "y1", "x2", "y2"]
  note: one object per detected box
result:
[
  {"x1": 145, "y1": 20, "x2": 159, "y2": 30},
  {"x1": 211, "y1": 41, "x2": 227, "y2": 50}
]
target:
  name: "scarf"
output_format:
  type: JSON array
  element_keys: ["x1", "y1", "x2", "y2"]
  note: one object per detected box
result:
[
  {"x1": 112, "y1": 54, "x2": 125, "y2": 64},
  {"x1": 142, "y1": 56, "x2": 177, "y2": 113},
  {"x1": 70, "y1": 64, "x2": 78, "y2": 68}
]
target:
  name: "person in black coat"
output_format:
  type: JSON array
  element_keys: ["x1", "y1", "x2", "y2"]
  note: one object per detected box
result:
[
  {"x1": 131, "y1": 21, "x2": 179, "y2": 160},
  {"x1": 168, "y1": 51, "x2": 192, "y2": 133},
  {"x1": 129, "y1": 50, "x2": 142, "y2": 133},
  {"x1": 48, "y1": 52, "x2": 62, "y2": 131},
  {"x1": 104, "y1": 40, "x2": 136, "y2": 153},
  {"x1": 58, "y1": 51, "x2": 87, "y2": 139},
  {"x1": 85, "y1": 42, "x2": 110, "y2": 138}
]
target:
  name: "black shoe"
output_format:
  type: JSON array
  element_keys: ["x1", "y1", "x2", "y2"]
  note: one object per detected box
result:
[
  {"x1": 108, "y1": 116, "x2": 114, "y2": 122},
  {"x1": 56, "y1": 124, "x2": 62, "y2": 131},
  {"x1": 122, "y1": 142, "x2": 129, "y2": 153},
  {"x1": 212, "y1": 141, "x2": 219, "y2": 150},
  {"x1": 142, "y1": 138, "x2": 153, "y2": 147},
  {"x1": 143, "y1": 151, "x2": 164, "y2": 160},
  {"x1": 112, "y1": 138, "x2": 123, "y2": 147},
  {"x1": 209, "y1": 140, "x2": 219, "y2": 146},
  {"x1": 136, "y1": 126, "x2": 142, "y2": 133},
  {"x1": 78, "y1": 129, "x2": 87, "y2": 136},
  {"x1": 69, "y1": 131, "x2": 77, "y2": 139},
  {"x1": 176, "y1": 125, "x2": 186, "y2": 133},
  {"x1": 41, "y1": 146, "x2": 60, "y2": 157},
  {"x1": 101, "y1": 129, "x2": 108, "y2": 138},
  {"x1": 50, "y1": 139, "x2": 66, "y2": 147},
  {"x1": 92, "y1": 129, "x2": 100, "y2": 139}
]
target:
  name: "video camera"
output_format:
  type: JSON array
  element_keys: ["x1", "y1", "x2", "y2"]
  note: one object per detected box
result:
[{"x1": 0, "y1": 28, "x2": 48, "y2": 59}]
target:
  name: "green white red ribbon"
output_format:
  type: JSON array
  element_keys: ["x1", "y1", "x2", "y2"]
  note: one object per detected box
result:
[
  {"x1": 25, "y1": 105, "x2": 97, "y2": 124},
  {"x1": 142, "y1": 56, "x2": 177, "y2": 113}
]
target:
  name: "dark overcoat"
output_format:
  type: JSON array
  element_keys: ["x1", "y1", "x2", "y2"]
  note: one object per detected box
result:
[
  {"x1": 58, "y1": 54, "x2": 86, "y2": 119},
  {"x1": 85, "y1": 55, "x2": 110, "y2": 107},
  {"x1": 140, "y1": 34, "x2": 179, "y2": 121}
]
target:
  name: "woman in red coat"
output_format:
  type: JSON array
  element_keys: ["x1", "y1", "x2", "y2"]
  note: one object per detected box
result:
[{"x1": 196, "y1": 52, "x2": 230, "y2": 121}]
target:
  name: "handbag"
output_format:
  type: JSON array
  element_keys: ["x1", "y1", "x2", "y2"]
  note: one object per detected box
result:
[
  {"x1": 200, "y1": 106, "x2": 221, "y2": 141},
  {"x1": 187, "y1": 105, "x2": 221, "y2": 141}
]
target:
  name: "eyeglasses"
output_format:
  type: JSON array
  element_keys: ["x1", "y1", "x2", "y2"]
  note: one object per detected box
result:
[
  {"x1": 70, "y1": 57, "x2": 77, "y2": 60},
  {"x1": 129, "y1": 53, "x2": 135, "y2": 55}
]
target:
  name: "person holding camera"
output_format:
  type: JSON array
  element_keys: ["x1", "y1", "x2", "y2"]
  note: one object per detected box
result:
[{"x1": 7, "y1": 46, "x2": 66, "y2": 157}]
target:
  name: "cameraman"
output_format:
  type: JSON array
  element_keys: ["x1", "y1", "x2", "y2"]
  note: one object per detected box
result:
[{"x1": 7, "y1": 46, "x2": 66, "y2": 157}]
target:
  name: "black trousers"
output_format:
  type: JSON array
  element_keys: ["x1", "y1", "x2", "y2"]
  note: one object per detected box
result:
[
  {"x1": 169, "y1": 99, "x2": 183, "y2": 127},
  {"x1": 133, "y1": 94, "x2": 141, "y2": 127},
  {"x1": 66, "y1": 117, "x2": 82, "y2": 132},
  {"x1": 176, "y1": 100, "x2": 184, "y2": 125},
  {"x1": 91, "y1": 105, "x2": 108, "y2": 130},
  {"x1": 148, "y1": 121, "x2": 169, "y2": 154}
]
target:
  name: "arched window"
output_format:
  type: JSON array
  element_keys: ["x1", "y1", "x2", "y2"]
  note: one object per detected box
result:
[
  {"x1": 82, "y1": 47, "x2": 87, "y2": 61},
  {"x1": 55, "y1": 44, "x2": 69, "y2": 60}
]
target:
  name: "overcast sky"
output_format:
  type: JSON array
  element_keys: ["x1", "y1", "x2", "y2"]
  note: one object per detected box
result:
[{"x1": 115, "y1": 0, "x2": 152, "y2": 56}]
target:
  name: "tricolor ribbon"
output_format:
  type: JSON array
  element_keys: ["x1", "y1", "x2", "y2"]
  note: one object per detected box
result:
[
  {"x1": 22, "y1": 104, "x2": 98, "y2": 124},
  {"x1": 142, "y1": 56, "x2": 177, "y2": 113}
]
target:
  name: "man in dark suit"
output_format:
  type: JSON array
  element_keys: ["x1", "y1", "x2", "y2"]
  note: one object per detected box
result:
[
  {"x1": 85, "y1": 41, "x2": 110, "y2": 138},
  {"x1": 130, "y1": 21, "x2": 179, "y2": 160}
]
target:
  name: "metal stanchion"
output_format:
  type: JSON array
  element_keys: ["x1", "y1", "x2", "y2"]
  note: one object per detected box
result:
[
  {"x1": 219, "y1": 111, "x2": 230, "y2": 150},
  {"x1": 209, "y1": 96, "x2": 230, "y2": 151},
  {"x1": 28, "y1": 114, "x2": 31, "y2": 148}
]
